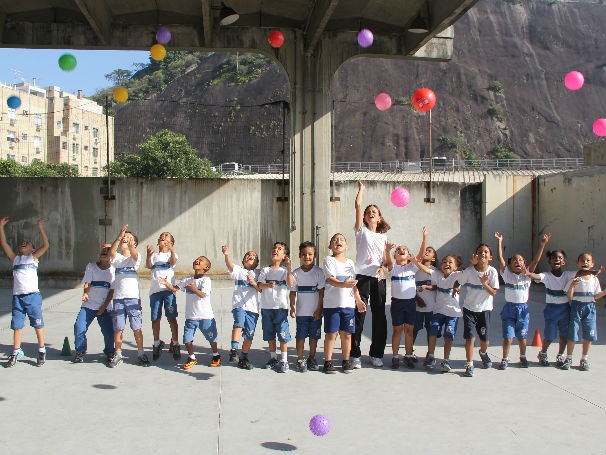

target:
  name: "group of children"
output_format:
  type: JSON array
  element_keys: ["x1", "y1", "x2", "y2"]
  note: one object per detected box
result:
[{"x1": 1, "y1": 212, "x2": 604, "y2": 375}]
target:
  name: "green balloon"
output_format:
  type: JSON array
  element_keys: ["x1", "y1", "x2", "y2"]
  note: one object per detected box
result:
[{"x1": 58, "y1": 53, "x2": 77, "y2": 71}]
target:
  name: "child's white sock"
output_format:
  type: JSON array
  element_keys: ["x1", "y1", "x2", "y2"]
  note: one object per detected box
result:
[
  {"x1": 13, "y1": 348, "x2": 21, "y2": 355},
  {"x1": 280, "y1": 350, "x2": 288, "y2": 362},
  {"x1": 115, "y1": 349, "x2": 122, "y2": 356},
  {"x1": 582, "y1": 355, "x2": 588, "y2": 361},
  {"x1": 270, "y1": 351, "x2": 277, "y2": 360},
  {"x1": 153, "y1": 340, "x2": 161, "y2": 347},
  {"x1": 189, "y1": 354, "x2": 196, "y2": 360},
  {"x1": 393, "y1": 354, "x2": 400, "y2": 360},
  {"x1": 138, "y1": 349, "x2": 144, "y2": 356},
  {"x1": 38, "y1": 346, "x2": 46, "y2": 353},
  {"x1": 212, "y1": 351, "x2": 219, "y2": 357},
  {"x1": 172, "y1": 339, "x2": 179, "y2": 345},
  {"x1": 466, "y1": 361, "x2": 473, "y2": 366}
]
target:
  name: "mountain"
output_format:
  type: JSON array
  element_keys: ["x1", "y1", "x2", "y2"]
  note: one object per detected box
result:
[{"x1": 114, "y1": 0, "x2": 606, "y2": 165}]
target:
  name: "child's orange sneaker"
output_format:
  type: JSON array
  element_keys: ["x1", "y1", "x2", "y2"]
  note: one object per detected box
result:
[
  {"x1": 183, "y1": 358, "x2": 197, "y2": 370},
  {"x1": 209, "y1": 355, "x2": 221, "y2": 367}
]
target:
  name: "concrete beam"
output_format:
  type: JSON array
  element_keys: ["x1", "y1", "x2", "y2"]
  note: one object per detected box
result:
[
  {"x1": 73, "y1": 0, "x2": 112, "y2": 45},
  {"x1": 200, "y1": 0, "x2": 212, "y2": 48},
  {"x1": 303, "y1": 0, "x2": 339, "y2": 56}
]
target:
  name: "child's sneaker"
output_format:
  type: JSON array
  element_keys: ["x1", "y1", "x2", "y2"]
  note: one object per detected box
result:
[
  {"x1": 342, "y1": 359, "x2": 354, "y2": 373},
  {"x1": 171, "y1": 343, "x2": 181, "y2": 362},
  {"x1": 306, "y1": 356, "x2": 319, "y2": 371},
  {"x1": 108, "y1": 353, "x2": 123, "y2": 368},
  {"x1": 138, "y1": 354, "x2": 151, "y2": 367},
  {"x1": 580, "y1": 358, "x2": 590, "y2": 371},
  {"x1": 351, "y1": 357, "x2": 362, "y2": 369},
  {"x1": 555, "y1": 353, "x2": 565, "y2": 368},
  {"x1": 369, "y1": 356, "x2": 383, "y2": 367},
  {"x1": 152, "y1": 340, "x2": 165, "y2": 361},
  {"x1": 229, "y1": 349, "x2": 239, "y2": 363},
  {"x1": 265, "y1": 358, "x2": 278, "y2": 370},
  {"x1": 73, "y1": 351, "x2": 85, "y2": 363},
  {"x1": 440, "y1": 360, "x2": 452, "y2": 372},
  {"x1": 403, "y1": 356, "x2": 415, "y2": 369},
  {"x1": 391, "y1": 357, "x2": 400, "y2": 369},
  {"x1": 499, "y1": 358, "x2": 509, "y2": 370},
  {"x1": 35, "y1": 351, "x2": 46, "y2": 367},
  {"x1": 423, "y1": 355, "x2": 436, "y2": 369},
  {"x1": 537, "y1": 351, "x2": 549, "y2": 366},
  {"x1": 561, "y1": 357, "x2": 572, "y2": 370},
  {"x1": 520, "y1": 356, "x2": 529, "y2": 368},
  {"x1": 479, "y1": 350, "x2": 492, "y2": 369},
  {"x1": 238, "y1": 357, "x2": 253, "y2": 370},
  {"x1": 210, "y1": 355, "x2": 221, "y2": 367},
  {"x1": 183, "y1": 357, "x2": 197, "y2": 370},
  {"x1": 411, "y1": 352, "x2": 419, "y2": 363},
  {"x1": 5, "y1": 349, "x2": 24, "y2": 368},
  {"x1": 275, "y1": 361, "x2": 289, "y2": 373},
  {"x1": 295, "y1": 359, "x2": 307, "y2": 373},
  {"x1": 464, "y1": 364, "x2": 475, "y2": 377},
  {"x1": 323, "y1": 360, "x2": 336, "y2": 374}
]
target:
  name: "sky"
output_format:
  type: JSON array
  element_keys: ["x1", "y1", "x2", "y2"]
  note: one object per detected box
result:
[{"x1": 0, "y1": 48, "x2": 150, "y2": 97}]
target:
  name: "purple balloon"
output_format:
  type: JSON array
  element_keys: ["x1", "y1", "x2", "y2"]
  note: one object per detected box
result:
[
  {"x1": 156, "y1": 27, "x2": 172, "y2": 44},
  {"x1": 309, "y1": 414, "x2": 331, "y2": 436},
  {"x1": 357, "y1": 29, "x2": 374, "y2": 48}
]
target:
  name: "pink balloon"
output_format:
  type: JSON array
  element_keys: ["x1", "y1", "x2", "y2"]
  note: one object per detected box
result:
[
  {"x1": 564, "y1": 71, "x2": 584, "y2": 91},
  {"x1": 390, "y1": 187, "x2": 410, "y2": 207},
  {"x1": 375, "y1": 93, "x2": 392, "y2": 111},
  {"x1": 593, "y1": 118, "x2": 606, "y2": 137}
]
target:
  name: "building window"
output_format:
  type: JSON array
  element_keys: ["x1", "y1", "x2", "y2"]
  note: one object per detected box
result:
[
  {"x1": 72, "y1": 123, "x2": 80, "y2": 134},
  {"x1": 21, "y1": 156, "x2": 28, "y2": 163},
  {"x1": 56, "y1": 120, "x2": 63, "y2": 130},
  {"x1": 92, "y1": 147, "x2": 99, "y2": 157},
  {"x1": 71, "y1": 164, "x2": 79, "y2": 174},
  {"x1": 34, "y1": 114, "x2": 43, "y2": 127},
  {"x1": 6, "y1": 130, "x2": 16, "y2": 142},
  {"x1": 33, "y1": 136, "x2": 42, "y2": 148},
  {"x1": 21, "y1": 133, "x2": 28, "y2": 141},
  {"x1": 6, "y1": 154, "x2": 15, "y2": 161},
  {"x1": 92, "y1": 127, "x2": 99, "y2": 138},
  {"x1": 8, "y1": 108, "x2": 16, "y2": 120},
  {"x1": 92, "y1": 167, "x2": 98, "y2": 176},
  {"x1": 84, "y1": 125, "x2": 89, "y2": 131},
  {"x1": 84, "y1": 145, "x2": 89, "y2": 151},
  {"x1": 84, "y1": 166, "x2": 89, "y2": 173},
  {"x1": 62, "y1": 141, "x2": 68, "y2": 150}
]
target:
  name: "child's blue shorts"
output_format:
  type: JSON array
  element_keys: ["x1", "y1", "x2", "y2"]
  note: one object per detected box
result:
[
  {"x1": 323, "y1": 307, "x2": 355, "y2": 333},
  {"x1": 261, "y1": 308, "x2": 291, "y2": 343},
  {"x1": 501, "y1": 302, "x2": 530, "y2": 339},
  {"x1": 390, "y1": 297, "x2": 416, "y2": 326},
  {"x1": 543, "y1": 303, "x2": 570, "y2": 341},
  {"x1": 232, "y1": 307, "x2": 259, "y2": 340},
  {"x1": 414, "y1": 310, "x2": 433, "y2": 334},
  {"x1": 295, "y1": 316, "x2": 322, "y2": 340},
  {"x1": 11, "y1": 292, "x2": 44, "y2": 329},
  {"x1": 183, "y1": 318, "x2": 218, "y2": 344},
  {"x1": 429, "y1": 313, "x2": 459, "y2": 340},
  {"x1": 568, "y1": 301, "x2": 597, "y2": 342},
  {"x1": 112, "y1": 298, "x2": 143, "y2": 331},
  {"x1": 150, "y1": 290, "x2": 178, "y2": 321}
]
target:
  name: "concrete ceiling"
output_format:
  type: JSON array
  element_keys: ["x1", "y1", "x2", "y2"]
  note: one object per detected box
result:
[{"x1": 0, "y1": 0, "x2": 478, "y2": 57}]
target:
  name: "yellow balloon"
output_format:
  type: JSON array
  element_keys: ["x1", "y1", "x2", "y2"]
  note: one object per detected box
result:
[
  {"x1": 150, "y1": 43, "x2": 167, "y2": 61},
  {"x1": 113, "y1": 86, "x2": 129, "y2": 103}
]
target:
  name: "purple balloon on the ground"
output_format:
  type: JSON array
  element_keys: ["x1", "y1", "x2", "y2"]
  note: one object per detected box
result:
[
  {"x1": 309, "y1": 414, "x2": 331, "y2": 436},
  {"x1": 156, "y1": 27, "x2": 172, "y2": 44},
  {"x1": 357, "y1": 29, "x2": 374, "y2": 48}
]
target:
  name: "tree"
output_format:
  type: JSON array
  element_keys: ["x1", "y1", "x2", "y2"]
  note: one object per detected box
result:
[
  {"x1": 0, "y1": 159, "x2": 23, "y2": 176},
  {"x1": 0, "y1": 159, "x2": 79, "y2": 177},
  {"x1": 104, "y1": 69, "x2": 133, "y2": 86},
  {"x1": 110, "y1": 129, "x2": 219, "y2": 178}
]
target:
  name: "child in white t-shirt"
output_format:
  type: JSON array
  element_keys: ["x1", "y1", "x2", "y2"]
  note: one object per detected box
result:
[
  {"x1": 160, "y1": 256, "x2": 221, "y2": 369},
  {"x1": 413, "y1": 246, "x2": 438, "y2": 362},
  {"x1": 1, "y1": 216, "x2": 49, "y2": 367},
  {"x1": 146, "y1": 231, "x2": 181, "y2": 362},
  {"x1": 222, "y1": 244, "x2": 260, "y2": 370},
  {"x1": 289, "y1": 241, "x2": 325, "y2": 373}
]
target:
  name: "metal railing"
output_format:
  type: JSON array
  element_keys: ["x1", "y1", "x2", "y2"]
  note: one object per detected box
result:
[{"x1": 213, "y1": 157, "x2": 584, "y2": 175}]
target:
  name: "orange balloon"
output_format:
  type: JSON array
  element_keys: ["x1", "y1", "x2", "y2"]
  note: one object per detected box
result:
[
  {"x1": 113, "y1": 86, "x2": 129, "y2": 103},
  {"x1": 150, "y1": 43, "x2": 167, "y2": 61}
]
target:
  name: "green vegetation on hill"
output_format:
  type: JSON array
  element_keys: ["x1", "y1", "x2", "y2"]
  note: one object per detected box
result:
[{"x1": 0, "y1": 159, "x2": 79, "y2": 177}]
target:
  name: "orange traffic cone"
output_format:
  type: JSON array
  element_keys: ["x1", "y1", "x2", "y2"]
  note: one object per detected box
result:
[{"x1": 531, "y1": 329, "x2": 542, "y2": 347}]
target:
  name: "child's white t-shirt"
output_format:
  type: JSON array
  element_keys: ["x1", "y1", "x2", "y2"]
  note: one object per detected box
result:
[
  {"x1": 390, "y1": 262, "x2": 419, "y2": 300},
  {"x1": 500, "y1": 267, "x2": 531, "y2": 304},
  {"x1": 230, "y1": 265, "x2": 260, "y2": 313},
  {"x1": 536, "y1": 270, "x2": 577, "y2": 305},
  {"x1": 415, "y1": 266, "x2": 437, "y2": 312},
  {"x1": 458, "y1": 265, "x2": 499, "y2": 312},
  {"x1": 12, "y1": 254, "x2": 39, "y2": 295},
  {"x1": 566, "y1": 275, "x2": 602, "y2": 304},
  {"x1": 354, "y1": 224, "x2": 387, "y2": 277},
  {"x1": 149, "y1": 251, "x2": 178, "y2": 295},
  {"x1": 177, "y1": 276, "x2": 213, "y2": 320},
  {"x1": 323, "y1": 256, "x2": 356, "y2": 309},
  {"x1": 291, "y1": 265, "x2": 326, "y2": 317},
  {"x1": 431, "y1": 270, "x2": 462, "y2": 318},
  {"x1": 111, "y1": 253, "x2": 141, "y2": 300},
  {"x1": 258, "y1": 266, "x2": 289, "y2": 310},
  {"x1": 81, "y1": 262, "x2": 115, "y2": 311}
]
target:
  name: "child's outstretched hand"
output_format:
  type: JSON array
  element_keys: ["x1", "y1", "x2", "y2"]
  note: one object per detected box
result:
[
  {"x1": 570, "y1": 277, "x2": 581, "y2": 287},
  {"x1": 494, "y1": 231, "x2": 503, "y2": 241},
  {"x1": 284, "y1": 256, "x2": 291, "y2": 269},
  {"x1": 421, "y1": 226, "x2": 428, "y2": 238},
  {"x1": 119, "y1": 224, "x2": 128, "y2": 238},
  {"x1": 479, "y1": 272, "x2": 490, "y2": 284},
  {"x1": 37, "y1": 218, "x2": 46, "y2": 228},
  {"x1": 540, "y1": 233, "x2": 552, "y2": 245},
  {"x1": 471, "y1": 254, "x2": 479, "y2": 266},
  {"x1": 357, "y1": 180, "x2": 365, "y2": 192},
  {"x1": 146, "y1": 245, "x2": 154, "y2": 256},
  {"x1": 221, "y1": 245, "x2": 229, "y2": 256},
  {"x1": 0, "y1": 216, "x2": 9, "y2": 227}
]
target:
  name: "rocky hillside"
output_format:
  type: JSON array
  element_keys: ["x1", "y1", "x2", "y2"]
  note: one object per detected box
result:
[{"x1": 115, "y1": 0, "x2": 606, "y2": 164}]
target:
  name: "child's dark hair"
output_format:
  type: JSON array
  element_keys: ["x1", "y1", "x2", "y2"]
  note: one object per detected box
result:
[
  {"x1": 125, "y1": 230, "x2": 139, "y2": 247},
  {"x1": 507, "y1": 253, "x2": 526, "y2": 266},
  {"x1": 165, "y1": 233, "x2": 175, "y2": 245},
  {"x1": 577, "y1": 252, "x2": 593, "y2": 262},
  {"x1": 363, "y1": 204, "x2": 391, "y2": 233},
  {"x1": 274, "y1": 241, "x2": 289, "y2": 257},
  {"x1": 299, "y1": 241, "x2": 316, "y2": 254},
  {"x1": 425, "y1": 246, "x2": 438, "y2": 266},
  {"x1": 243, "y1": 251, "x2": 259, "y2": 269},
  {"x1": 475, "y1": 243, "x2": 492, "y2": 255},
  {"x1": 443, "y1": 255, "x2": 462, "y2": 269},
  {"x1": 329, "y1": 233, "x2": 346, "y2": 245},
  {"x1": 546, "y1": 250, "x2": 566, "y2": 261}
]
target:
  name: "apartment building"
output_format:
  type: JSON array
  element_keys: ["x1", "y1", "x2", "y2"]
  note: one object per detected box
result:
[{"x1": 1, "y1": 82, "x2": 113, "y2": 176}]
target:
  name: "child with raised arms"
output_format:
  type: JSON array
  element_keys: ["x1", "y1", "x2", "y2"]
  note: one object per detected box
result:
[
  {"x1": 1, "y1": 217, "x2": 49, "y2": 367},
  {"x1": 562, "y1": 253, "x2": 605, "y2": 371},
  {"x1": 413, "y1": 246, "x2": 438, "y2": 363},
  {"x1": 289, "y1": 241, "x2": 325, "y2": 373},
  {"x1": 322, "y1": 233, "x2": 366, "y2": 373},
  {"x1": 108, "y1": 224, "x2": 149, "y2": 367},
  {"x1": 73, "y1": 243, "x2": 115, "y2": 363},
  {"x1": 146, "y1": 231, "x2": 180, "y2": 362},
  {"x1": 222, "y1": 245, "x2": 260, "y2": 370},
  {"x1": 159, "y1": 256, "x2": 221, "y2": 369},
  {"x1": 257, "y1": 242, "x2": 294, "y2": 373},
  {"x1": 384, "y1": 226, "x2": 428, "y2": 369},
  {"x1": 456, "y1": 243, "x2": 499, "y2": 377}
]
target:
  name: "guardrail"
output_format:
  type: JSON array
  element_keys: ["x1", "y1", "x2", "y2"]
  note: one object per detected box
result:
[{"x1": 213, "y1": 158, "x2": 584, "y2": 175}]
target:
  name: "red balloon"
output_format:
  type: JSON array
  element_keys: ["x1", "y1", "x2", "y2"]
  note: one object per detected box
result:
[
  {"x1": 268, "y1": 30, "x2": 285, "y2": 48},
  {"x1": 412, "y1": 88, "x2": 436, "y2": 112}
]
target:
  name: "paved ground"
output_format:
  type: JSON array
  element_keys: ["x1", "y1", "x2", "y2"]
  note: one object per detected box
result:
[{"x1": 0, "y1": 281, "x2": 604, "y2": 455}]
